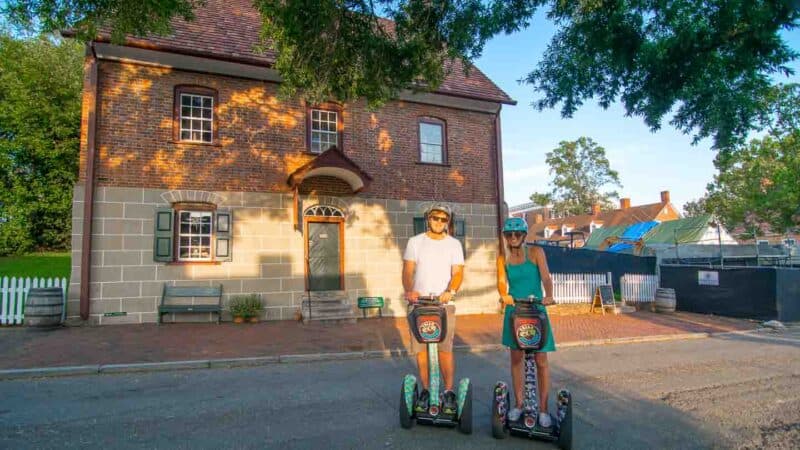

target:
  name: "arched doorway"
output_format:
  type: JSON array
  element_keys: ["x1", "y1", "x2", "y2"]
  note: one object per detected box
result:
[{"x1": 304, "y1": 205, "x2": 345, "y2": 291}]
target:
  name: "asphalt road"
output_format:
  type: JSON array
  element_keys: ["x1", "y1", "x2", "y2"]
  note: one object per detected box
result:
[{"x1": 1, "y1": 327, "x2": 798, "y2": 449}]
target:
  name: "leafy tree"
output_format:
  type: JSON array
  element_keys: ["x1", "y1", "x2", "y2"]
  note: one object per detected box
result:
[
  {"x1": 530, "y1": 137, "x2": 622, "y2": 216},
  {"x1": 3, "y1": 1, "x2": 797, "y2": 148},
  {"x1": 682, "y1": 197, "x2": 710, "y2": 217},
  {"x1": 0, "y1": 34, "x2": 83, "y2": 255},
  {"x1": 701, "y1": 83, "x2": 800, "y2": 234}
]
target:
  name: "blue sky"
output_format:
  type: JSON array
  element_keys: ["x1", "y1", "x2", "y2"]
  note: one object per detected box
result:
[{"x1": 475, "y1": 11, "x2": 800, "y2": 213}]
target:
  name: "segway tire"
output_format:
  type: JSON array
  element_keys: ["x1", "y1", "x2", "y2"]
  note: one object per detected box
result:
[
  {"x1": 457, "y1": 382, "x2": 473, "y2": 434},
  {"x1": 557, "y1": 395, "x2": 573, "y2": 450},
  {"x1": 491, "y1": 386, "x2": 509, "y2": 439},
  {"x1": 399, "y1": 382, "x2": 415, "y2": 429}
]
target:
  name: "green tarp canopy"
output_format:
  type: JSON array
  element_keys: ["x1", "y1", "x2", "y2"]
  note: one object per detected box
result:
[
  {"x1": 583, "y1": 215, "x2": 714, "y2": 251},
  {"x1": 643, "y1": 214, "x2": 712, "y2": 245},
  {"x1": 583, "y1": 225, "x2": 628, "y2": 249}
]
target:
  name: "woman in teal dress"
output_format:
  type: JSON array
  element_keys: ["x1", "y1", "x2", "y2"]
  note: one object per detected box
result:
[{"x1": 497, "y1": 217, "x2": 556, "y2": 428}]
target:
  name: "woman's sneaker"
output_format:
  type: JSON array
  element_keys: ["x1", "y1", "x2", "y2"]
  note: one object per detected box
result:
[
  {"x1": 415, "y1": 389, "x2": 430, "y2": 413},
  {"x1": 508, "y1": 407, "x2": 523, "y2": 422},
  {"x1": 538, "y1": 412, "x2": 553, "y2": 428},
  {"x1": 443, "y1": 390, "x2": 457, "y2": 415}
]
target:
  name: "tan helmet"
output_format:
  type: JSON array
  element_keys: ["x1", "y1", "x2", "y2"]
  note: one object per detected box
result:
[{"x1": 425, "y1": 202, "x2": 453, "y2": 228}]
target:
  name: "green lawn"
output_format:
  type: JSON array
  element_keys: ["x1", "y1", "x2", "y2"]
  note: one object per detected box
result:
[{"x1": 0, "y1": 252, "x2": 71, "y2": 279}]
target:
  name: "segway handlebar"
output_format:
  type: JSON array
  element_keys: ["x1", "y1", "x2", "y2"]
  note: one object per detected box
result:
[
  {"x1": 416, "y1": 295, "x2": 441, "y2": 305},
  {"x1": 513, "y1": 295, "x2": 543, "y2": 305}
]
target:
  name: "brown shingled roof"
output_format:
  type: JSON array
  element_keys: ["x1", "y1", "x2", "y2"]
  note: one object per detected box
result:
[{"x1": 79, "y1": 0, "x2": 514, "y2": 105}]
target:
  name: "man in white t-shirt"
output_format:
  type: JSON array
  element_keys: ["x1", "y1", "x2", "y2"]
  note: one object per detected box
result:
[{"x1": 402, "y1": 203, "x2": 464, "y2": 416}]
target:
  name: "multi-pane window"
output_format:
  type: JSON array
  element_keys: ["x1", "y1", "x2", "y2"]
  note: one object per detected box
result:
[
  {"x1": 180, "y1": 94, "x2": 213, "y2": 143},
  {"x1": 419, "y1": 121, "x2": 444, "y2": 164},
  {"x1": 178, "y1": 211, "x2": 213, "y2": 261},
  {"x1": 310, "y1": 109, "x2": 339, "y2": 153}
]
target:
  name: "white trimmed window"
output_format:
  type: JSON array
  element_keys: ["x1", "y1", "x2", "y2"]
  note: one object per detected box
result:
[
  {"x1": 784, "y1": 238, "x2": 796, "y2": 246},
  {"x1": 544, "y1": 228, "x2": 554, "y2": 239},
  {"x1": 562, "y1": 225, "x2": 574, "y2": 235},
  {"x1": 180, "y1": 94, "x2": 213, "y2": 143},
  {"x1": 310, "y1": 109, "x2": 339, "y2": 153},
  {"x1": 178, "y1": 211, "x2": 213, "y2": 261},
  {"x1": 419, "y1": 119, "x2": 446, "y2": 164},
  {"x1": 590, "y1": 222, "x2": 602, "y2": 233}
]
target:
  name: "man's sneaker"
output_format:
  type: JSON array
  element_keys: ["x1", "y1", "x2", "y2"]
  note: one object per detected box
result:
[
  {"x1": 443, "y1": 390, "x2": 457, "y2": 415},
  {"x1": 415, "y1": 389, "x2": 429, "y2": 413},
  {"x1": 508, "y1": 407, "x2": 523, "y2": 422},
  {"x1": 538, "y1": 412, "x2": 553, "y2": 428}
]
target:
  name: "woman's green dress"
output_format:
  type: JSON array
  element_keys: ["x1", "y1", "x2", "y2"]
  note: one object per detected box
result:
[{"x1": 501, "y1": 251, "x2": 556, "y2": 352}]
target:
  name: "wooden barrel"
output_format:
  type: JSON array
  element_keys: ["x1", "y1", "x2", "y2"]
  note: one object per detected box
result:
[
  {"x1": 654, "y1": 288, "x2": 676, "y2": 313},
  {"x1": 24, "y1": 288, "x2": 63, "y2": 328}
]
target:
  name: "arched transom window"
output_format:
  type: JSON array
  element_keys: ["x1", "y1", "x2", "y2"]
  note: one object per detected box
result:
[{"x1": 304, "y1": 205, "x2": 344, "y2": 218}]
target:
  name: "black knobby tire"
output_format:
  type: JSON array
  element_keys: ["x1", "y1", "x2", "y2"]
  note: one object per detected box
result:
[
  {"x1": 491, "y1": 387, "x2": 509, "y2": 439},
  {"x1": 399, "y1": 382, "x2": 415, "y2": 429},
  {"x1": 557, "y1": 394, "x2": 573, "y2": 450},
  {"x1": 458, "y1": 382, "x2": 473, "y2": 434}
]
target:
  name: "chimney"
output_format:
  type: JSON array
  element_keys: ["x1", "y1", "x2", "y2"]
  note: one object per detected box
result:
[
  {"x1": 660, "y1": 190, "x2": 670, "y2": 204},
  {"x1": 591, "y1": 204, "x2": 601, "y2": 216},
  {"x1": 534, "y1": 214, "x2": 543, "y2": 224},
  {"x1": 620, "y1": 198, "x2": 631, "y2": 210}
]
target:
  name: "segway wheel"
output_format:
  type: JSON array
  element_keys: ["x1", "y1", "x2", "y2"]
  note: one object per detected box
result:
[
  {"x1": 557, "y1": 394, "x2": 573, "y2": 450},
  {"x1": 399, "y1": 380, "x2": 416, "y2": 429},
  {"x1": 457, "y1": 382, "x2": 472, "y2": 434},
  {"x1": 491, "y1": 383, "x2": 509, "y2": 439}
]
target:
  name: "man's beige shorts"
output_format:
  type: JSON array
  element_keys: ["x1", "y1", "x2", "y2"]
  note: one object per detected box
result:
[{"x1": 408, "y1": 304, "x2": 456, "y2": 354}]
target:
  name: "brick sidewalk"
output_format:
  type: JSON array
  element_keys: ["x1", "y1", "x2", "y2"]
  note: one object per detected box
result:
[{"x1": 0, "y1": 311, "x2": 757, "y2": 369}]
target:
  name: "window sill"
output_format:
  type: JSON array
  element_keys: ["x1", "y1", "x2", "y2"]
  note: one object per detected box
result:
[
  {"x1": 303, "y1": 149, "x2": 343, "y2": 156},
  {"x1": 415, "y1": 161, "x2": 450, "y2": 167},
  {"x1": 169, "y1": 140, "x2": 223, "y2": 148},
  {"x1": 167, "y1": 261, "x2": 222, "y2": 266}
]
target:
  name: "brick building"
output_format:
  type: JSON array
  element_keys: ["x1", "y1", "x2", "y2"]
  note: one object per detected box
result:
[{"x1": 66, "y1": 0, "x2": 514, "y2": 324}]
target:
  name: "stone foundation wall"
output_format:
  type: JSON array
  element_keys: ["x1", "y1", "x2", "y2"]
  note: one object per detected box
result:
[{"x1": 70, "y1": 185, "x2": 501, "y2": 324}]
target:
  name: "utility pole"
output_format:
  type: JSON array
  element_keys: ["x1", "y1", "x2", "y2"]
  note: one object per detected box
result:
[{"x1": 718, "y1": 222, "x2": 724, "y2": 268}]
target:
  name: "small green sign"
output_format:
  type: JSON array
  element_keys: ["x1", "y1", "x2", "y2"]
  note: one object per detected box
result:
[
  {"x1": 357, "y1": 297, "x2": 384, "y2": 309},
  {"x1": 103, "y1": 312, "x2": 127, "y2": 317}
]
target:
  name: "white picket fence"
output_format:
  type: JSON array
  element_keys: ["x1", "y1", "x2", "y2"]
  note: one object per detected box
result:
[
  {"x1": 551, "y1": 272, "x2": 612, "y2": 304},
  {"x1": 620, "y1": 274, "x2": 659, "y2": 303},
  {"x1": 0, "y1": 277, "x2": 68, "y2": 325}
]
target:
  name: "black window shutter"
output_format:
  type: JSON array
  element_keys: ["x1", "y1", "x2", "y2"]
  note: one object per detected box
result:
[
  {"x1": 154, "y1": 209, "x2": 174, "y2": 262},
  {"x1": 215, "y1": 211, "x2": 232, "y2": 262},
  {"x1": 413, "y1": 217, "x2": 426, "y2": 235}
]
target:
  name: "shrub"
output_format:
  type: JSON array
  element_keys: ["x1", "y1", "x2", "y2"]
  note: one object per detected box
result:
[{"x1": 229, "y1": 294, "x2": 263, "y2": 319}]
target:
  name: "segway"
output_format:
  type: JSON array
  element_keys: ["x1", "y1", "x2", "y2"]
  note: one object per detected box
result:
[
  {"x1": 491, "y1": 295, "x2": 572, "y2": 449},
  {"x1": 399, "y1": 296, "x2": 472, "y2": 433}
]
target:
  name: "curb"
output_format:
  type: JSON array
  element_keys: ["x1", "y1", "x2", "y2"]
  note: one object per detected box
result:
[{"x1": 0, "y1": 329, "x2": 756, "y2": 380}]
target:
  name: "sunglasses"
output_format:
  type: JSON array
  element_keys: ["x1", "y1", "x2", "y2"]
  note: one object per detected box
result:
[
  {"x1": 429, "y1": 216, "x2": 449, "y2": 223},
  {"x1": 504, "y1": 231, "x2": 526, "y2": 238}
]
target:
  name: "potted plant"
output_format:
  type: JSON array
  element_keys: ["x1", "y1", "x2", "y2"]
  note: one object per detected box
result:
[{"x1": 229, "y1": 294, "x2": 263, "y2": 323}]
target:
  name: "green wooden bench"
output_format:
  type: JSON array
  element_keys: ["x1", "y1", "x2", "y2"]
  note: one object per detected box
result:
[{"x1": 159, "y1": 284, "x2": 223, "y2": 324}]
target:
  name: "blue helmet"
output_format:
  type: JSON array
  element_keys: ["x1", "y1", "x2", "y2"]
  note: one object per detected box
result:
[{"x1": 503, "y1": 217, "x2": 528, "y2": 233}]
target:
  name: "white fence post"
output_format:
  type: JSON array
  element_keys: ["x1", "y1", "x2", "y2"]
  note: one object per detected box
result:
[
  {"x1": 549, "y1": 272, "x2": 611, "y2": 304},
  {"x1": 0, "y1": 276, "x2": 68, "y2": 325},
  {"x1": 620, "y1": 274, "x2": 659, "y2": 303}
]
